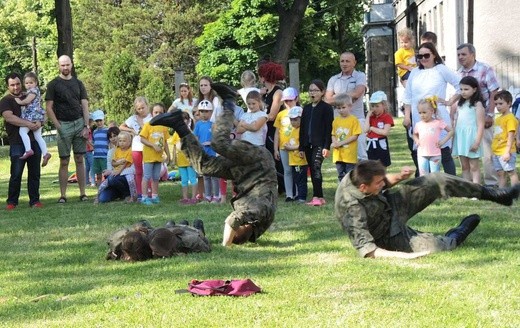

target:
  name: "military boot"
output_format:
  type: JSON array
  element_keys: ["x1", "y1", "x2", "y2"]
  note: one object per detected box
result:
[
  {"x1": 445, "y1": 214, "x2": 481, "y2": 246},
  {"x1": 481, "y1": 184, "x2": 520, "y2": 206},
  {"x1": 193, "y1": 218, "x2": 206, "y2": 236},
  {"x1": 150, "y1": 110, "x2": 191, "y2": 138}
]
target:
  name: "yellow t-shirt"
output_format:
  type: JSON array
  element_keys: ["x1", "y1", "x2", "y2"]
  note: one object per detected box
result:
[
  {"x1": 492, "y1": 113, "x2": 518, "y2": 155},
  {"x1": 274, "y1": 109, "x2": 293, "y2": 150},
  {"x1": 113, "y1": 147, "x2": 133, "y2": 172},
  {"x1": 287, "y1": 127, "x2": 307, "y2": 166},
  {"x1": 171, "y1": 132, "x2": 190, "y2": 167},
  {"x1": 140, "y1": 122, "x2": 170, "y2": 163},
  {"x1": 332, "y1": 115, "x2": 362, "y2": 164},
  {"x1": 394, "y1": 47, "x2": 416, "y2": 77}
]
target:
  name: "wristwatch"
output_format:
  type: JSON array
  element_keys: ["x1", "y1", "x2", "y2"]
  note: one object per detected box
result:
[{"x1": 485, "y1": 113, "x2": 494, "y2": 118}]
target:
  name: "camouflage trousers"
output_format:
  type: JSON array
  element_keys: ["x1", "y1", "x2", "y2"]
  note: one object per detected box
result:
[
  {"x1": 379, "y1": 172, "x2": 483, "y2": 253},
  {"x1": 181, "y1": 109, "x2": 277, "y2": 242},
  {"x1": 171, "y1": 225, "x2": 211, "y2": 253}
]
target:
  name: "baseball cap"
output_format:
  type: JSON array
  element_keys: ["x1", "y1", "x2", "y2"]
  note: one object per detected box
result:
[
  {"x1": 92, "y1": 109, "x2": 105, "y2": 121},
  {"x1": 369, "y1": 91, "x2": 388, "y2": 103},
  {"x1": 281, "y1": 87, "x2": 299, "y2": 101},
  {"x1": 197, "y1": 100, "x2": 213, "y2": 111},
  {"x1": 287, "y1": 106, "x2": 303, "y2": 118}
]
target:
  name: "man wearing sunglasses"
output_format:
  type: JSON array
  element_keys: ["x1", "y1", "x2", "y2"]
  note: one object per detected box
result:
[{"x1": 457, "y1": 43, "x2": 500, "y2": 188}]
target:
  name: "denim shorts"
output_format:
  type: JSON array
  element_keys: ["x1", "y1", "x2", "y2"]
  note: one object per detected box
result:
[
  {"x1": 492, "y1": 153, "x2": 517, "y2": 172},
  {"x1": 143, "y1": 162, "x2": 162, "y2": 181}
]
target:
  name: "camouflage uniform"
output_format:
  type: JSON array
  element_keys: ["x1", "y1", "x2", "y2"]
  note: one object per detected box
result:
[
  {"x1": 165, "y1": 225, "x2": 211, "y2": 253},
  {"x1": 106, "y1": 221, "x2": 210, "y2": 260},
  {"x1": 181, "y1": 108, "x2": 278, "y2": 242},
  {"x1": 335, "y1": 172, "x2": 485, "y2": 257}
]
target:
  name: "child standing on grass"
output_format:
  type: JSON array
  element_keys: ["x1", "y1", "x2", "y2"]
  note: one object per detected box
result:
[
  {"x1": 120, "y1": 97, "x2": 152, "y2": 199},
  {"x1": 300, "y1": 79, "x2": 334, "y2": 206},
  {"x1": 193, "y1": 100, "x2": 220, "y2": 203},
  {"x1": 331, "y1": 93, "x2": 362, "y2": 182},
  {"x1": 140, "y1": 103, "x2": 171, "y2": 205},
  {"x1": 413, "y1": 96, "x2": 454, "y2": 176},
  {"x1": 15, "y1": 72, "x2": 51, "y2": 166},
  {"x1": 365, "y1": 91, "x2": 394, "y2": 167},
  {"x1": 491, "y1": 90, "x2": 519, "y2": 187},
  {"x1": 169, "y1": 82, "x2": 197, "y2": 118},
  {"x1": 274, "y1": 87, "x2": 299, "y2": 202},
  {"x1": 451, "y1": 76, "x2": 485, "y2": 184},
  {"x1": 394, "y1": 28, "x2": 416, "y2": 87},
  {"x1": 236, "y1": 90, "x2": 268, "y2": 146},
  {"x1": 283, "y1": 106, "x2": 308, "y2": 204},
  {"x1": 172, "y1": 111, "x2": 198, "y2": 204},
  {"x1": 91, "y1": 109, "x2": 109, "y2": 186},
  {"x1": 198, "y1": 76, "x2": 222, "y2": 123}
]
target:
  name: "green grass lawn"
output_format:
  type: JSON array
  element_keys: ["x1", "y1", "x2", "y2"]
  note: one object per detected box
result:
[{"x1": 0, "y1": 120, "x2": 519, "y2": 327}]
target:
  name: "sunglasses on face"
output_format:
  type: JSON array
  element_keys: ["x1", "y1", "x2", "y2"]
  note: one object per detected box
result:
[{"x1": 416, "y1": 53, "x2": 432, "y2": 60}]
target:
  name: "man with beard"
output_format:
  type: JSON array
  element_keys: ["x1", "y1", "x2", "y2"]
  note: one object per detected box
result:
[
  {"x1": 0, "y1": 73, "x2": 43, "y2": 209},
  {"x1": 45, "y1": 55, "x2": 90, "y2": 203}
]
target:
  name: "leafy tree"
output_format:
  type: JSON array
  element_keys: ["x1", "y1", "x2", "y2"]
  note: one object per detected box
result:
[
  {"x1": 74, "y1": 0, "x2": 223, "y2": 113},
  {"x1": 101, "y1": 51, "x2": 140, "y2": 124},
  {"x1": 195, "y1": 0, "x2": 366, "y2": 87},
  {"x1": 138, "y1": 67, "x2": 172, "y2": 106}
]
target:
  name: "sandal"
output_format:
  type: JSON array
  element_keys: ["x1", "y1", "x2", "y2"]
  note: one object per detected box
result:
[
  {"x1": 79, "y1": 194, "x2": 89, "y2": 202},
  {"x1": 57, "y1": 196, "x2": 67, "y2": 204}
]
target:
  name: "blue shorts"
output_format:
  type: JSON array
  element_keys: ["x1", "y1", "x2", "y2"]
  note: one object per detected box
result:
[{"x1": 492, "y1": 153, "x2": 517, "y2": 172}]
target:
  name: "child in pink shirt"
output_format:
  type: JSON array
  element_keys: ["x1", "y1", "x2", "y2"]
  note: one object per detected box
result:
[{"x1": 413, "y1": 96, "x2": 454, "y2": 176}]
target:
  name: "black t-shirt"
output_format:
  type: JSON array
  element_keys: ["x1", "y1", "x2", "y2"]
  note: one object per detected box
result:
[
  {"x1": 45, "y1": 77, "x2": 88, "y2": 122},
  {"x1": 0, "y1": 94, "x2": 33, "y2": 145}
]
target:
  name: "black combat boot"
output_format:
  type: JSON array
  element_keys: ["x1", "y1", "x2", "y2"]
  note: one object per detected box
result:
[
  {"x1": 165, "y1": 220, "x2": 176, "y2": 228},
  {"x1": 211, "y1": 82, "x2": 238, "y2": 113},
  {"x1": 445, "y1": 214, "x2": 481, "y2": 246},
  {"x1": 150, "y1": 110, "x2": 191, "y2": 138},
  {"x1": 481, "y1": 184, "x2": 520, "y2": 206},
  {"x1": 178, "y1": 219, "x2": 189, "y2": 226},
  {"x1": 211, "y1": 82, "x2": 238, "y2": 102},
  {"x1": 192, "y1": 218, "x2": 206, "y2": 236}
]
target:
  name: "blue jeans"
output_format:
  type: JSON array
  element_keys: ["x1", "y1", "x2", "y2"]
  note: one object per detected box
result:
[
  {"x1": 98, "y1": 175, "x2": 130, "y2": 203},
  {"x1": 84, "y1": 151, "x2": 94, "y2": 184},
  {"x1": 8, "y1": 142, "x2": 41, "y2": 206},
  {"x1": 292, "y1": 165, "x2": 308, "y2": 201}
]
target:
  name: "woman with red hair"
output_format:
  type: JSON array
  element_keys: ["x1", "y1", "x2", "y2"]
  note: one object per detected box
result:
[{"x1": 258, "y1": 61, "x2": 286, "y2": 194}]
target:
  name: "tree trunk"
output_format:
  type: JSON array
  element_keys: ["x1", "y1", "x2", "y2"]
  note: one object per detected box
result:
[
  {"x1": 273, "y1": 0, "x2": 309, "y2": 67},
  {"x1": 55, "y1": 0, "x2": 74, "y2": 63}
]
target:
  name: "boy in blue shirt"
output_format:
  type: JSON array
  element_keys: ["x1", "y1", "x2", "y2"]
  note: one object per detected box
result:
[{"x1": 92, "y1": 109, "x2": 109, "y2": 186}]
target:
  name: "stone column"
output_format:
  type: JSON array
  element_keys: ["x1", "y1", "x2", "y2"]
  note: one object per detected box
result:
[{"x1": 288, "y1": 59, "x2": 300, "y2": 91}]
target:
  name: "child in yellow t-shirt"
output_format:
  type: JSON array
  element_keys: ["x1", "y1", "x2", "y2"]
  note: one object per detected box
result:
[
  {"x1": 394, "y1": 28, "x2": 416, "y2": 87},
  {"x1": 95, "y1": 131, "x2": 135, "y2": 203},
  {"x1": 331, "y1": 93, "x2": 362, "y2": 181},
  {"x1": 171, "y1": 111, "x2": 198, "y2": 204},
  {"x1": 491, "y1": 90, "x2": 519, "y2": 187},
  {"x1": 282, "y1": 106, "x2": 308, "y2": 204},
  {"x1": 140, "y1": 103, "x2": 171, "y2": 205},
  {"x1": 274, "y1": 87, "x2": 299, "y2": 202}
]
